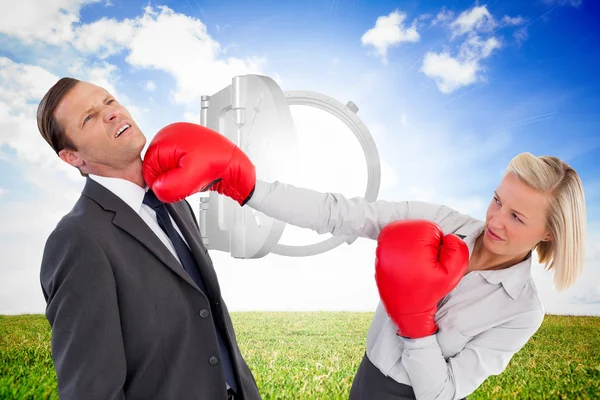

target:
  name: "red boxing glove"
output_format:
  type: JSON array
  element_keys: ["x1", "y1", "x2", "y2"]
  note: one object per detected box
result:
[
  {"x1": 142, "y1": 122, "x2": 256, "y2": 205},
  {"x1": 375, "y1": 220, "x2": 469, "y2": 339}
]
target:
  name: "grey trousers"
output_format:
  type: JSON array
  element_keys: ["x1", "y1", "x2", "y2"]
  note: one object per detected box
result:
[{"x1": 349, "y1": 352, "x2": 467, "y2": 400}]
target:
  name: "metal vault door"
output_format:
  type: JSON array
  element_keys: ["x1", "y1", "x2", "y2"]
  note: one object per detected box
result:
[{"x1": 199, "y1": 74, "x2": 381, "y2": 259}]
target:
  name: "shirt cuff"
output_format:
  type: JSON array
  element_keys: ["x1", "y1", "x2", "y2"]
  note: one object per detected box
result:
[
  {"x1": 246, "y1": 179, "x2": 270, "y2": 209},
  {"x1": 398, "y1": 333, "x2": 438, "y2": 349}
]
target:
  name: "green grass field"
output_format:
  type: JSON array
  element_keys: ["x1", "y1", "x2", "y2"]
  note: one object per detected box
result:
[{"x1": 1, "y1": 313, "x2": 599, "y2": 399}]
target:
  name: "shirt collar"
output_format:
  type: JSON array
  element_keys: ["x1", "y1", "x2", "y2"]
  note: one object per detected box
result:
[
  {"x1": 462, "y1": 221, "x2": 533, "y2": 301},
  {"x1": 88, "y1": 174, "x2": 148, "y2": 214}
]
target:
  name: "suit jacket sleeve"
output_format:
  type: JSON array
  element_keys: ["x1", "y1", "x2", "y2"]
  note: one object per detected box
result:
[
  {"x1": 246, "y1": 179, "x2": 475, "y2": 240},
  {"x1": 40, "y1": 225, "x2": 127, "y2": 400}
]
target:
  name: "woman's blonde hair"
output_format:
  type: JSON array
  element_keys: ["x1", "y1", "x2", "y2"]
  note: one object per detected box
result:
[{"x1": 505, "y1": 152, "x2": 587, "y2": 291}]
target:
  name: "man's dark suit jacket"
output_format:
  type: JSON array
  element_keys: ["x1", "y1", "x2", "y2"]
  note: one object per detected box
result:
[{"x1": 40, "y1": 177, "x2": 261, "y2": 400}]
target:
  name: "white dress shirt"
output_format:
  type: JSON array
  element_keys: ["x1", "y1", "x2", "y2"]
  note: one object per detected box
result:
[
  {"x1": 247, "y1": 179, "x2": 545, "y2": 400},
  {"x1": 88, "y1": 174, "x2": 191, "y2": 266}
]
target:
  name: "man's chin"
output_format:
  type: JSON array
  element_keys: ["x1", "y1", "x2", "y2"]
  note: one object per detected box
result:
[
  {"x1": 133, "y1": 140, "x2": 146, "y2": 157},
  {"x1": 132, "y1": 125, "x2": 146, "y2": 139}
]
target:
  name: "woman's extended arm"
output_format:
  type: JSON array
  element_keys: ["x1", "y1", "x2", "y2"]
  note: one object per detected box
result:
[{"x1": 247, "y1": 179, "x2": 476, "y2": 240}]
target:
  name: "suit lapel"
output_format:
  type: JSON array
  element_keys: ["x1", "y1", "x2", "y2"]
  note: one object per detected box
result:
[
  {"x1": 81, "y1": 178, "x2": 201, "y2": 293},
  {"x1": 167, "y1": 202, "x2": 223, "y2": 302}
]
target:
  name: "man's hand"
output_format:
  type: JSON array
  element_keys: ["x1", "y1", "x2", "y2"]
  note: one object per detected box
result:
[
  {"x1": 142, "y1": 122, "x2": 256, "y2": 205},
  {"x1": 374, "y1": 220, "x2": 469, "y2": 339}
]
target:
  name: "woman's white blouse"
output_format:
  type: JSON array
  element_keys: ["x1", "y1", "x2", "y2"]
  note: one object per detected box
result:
[{"x1": 247, "y1": 179, "x2": 545, "y2": 400}]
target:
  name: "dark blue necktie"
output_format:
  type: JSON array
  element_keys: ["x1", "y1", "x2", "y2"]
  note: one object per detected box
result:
[{"x1": 143, "y1": 189, "x2": 238, "y2": 393}]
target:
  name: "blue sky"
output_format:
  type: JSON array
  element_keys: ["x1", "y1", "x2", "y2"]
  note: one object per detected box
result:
[{"x1": 0, "y1": 0, "x2": 599, "y2": 315}]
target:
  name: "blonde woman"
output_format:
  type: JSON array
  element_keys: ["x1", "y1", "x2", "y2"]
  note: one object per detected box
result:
[{"x1": 142, "y1": 123, "x2": 587, "y2": 400}]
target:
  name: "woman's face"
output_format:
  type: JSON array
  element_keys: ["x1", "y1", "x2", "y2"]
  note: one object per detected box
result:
[{"x1": 483, "y1": 173, "x2": 552, "y2": 258}]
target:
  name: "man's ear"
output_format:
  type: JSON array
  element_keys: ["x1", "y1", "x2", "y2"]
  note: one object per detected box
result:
[{"x1": 58, "y1": 148, "x2": 84, "y2": 168}]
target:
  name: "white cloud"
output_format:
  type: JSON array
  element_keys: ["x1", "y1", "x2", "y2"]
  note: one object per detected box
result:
[
  {"x1": 421, "y1": 5, "x2": 508, "y2": 94},
  {"x1": 432, "y1": 8, "x2": 454, "y2": 26},
  {"x1": 502, "y1": 15, "x2": 526, "y2": 26},
  {"x1": 514, "y1": 27, "x2": 529, "y2": 46},
  {"x1": 480, "y1": 37, "x2": 502, "y2": 58},
  {"x1": 123, "y1": 6, "x2": 267, "y2": 105},
  {"x1": 460, "y1": 36, "x2": 502, "y2": 60},
  {"x1": 0, "y1": 188, "x2": 7, "y2": 199},
  {"x1": 418, "y1": 13, "x2": 433, "y2": 22},
  {"x1": 0, "y1": 0, "x2": 99, "y2": 45},
  {"x1": 421, "y1": 52, "x2": 480, "y2": 94},
  {"x1": 0, "y1": 58, "x2": 59, "y2": 101},
  {"x1": 361, "y1": 10, "x2": 420, "y2": 63},
  {"x1": 450, "y1": 5, "x2": 496, "y2": 37},
  {"x1": 0, "y1": 57, "x2": 62, "y2": 164},
  {"x1": 72, "y1": 17, "x2": 136, "y2": 58},
  {"x1": 433, "y1": 5, "x2": 525, "y2": 40},
  {"x1": 1, "y1": 5, "x2": 268, "y2": 109}
]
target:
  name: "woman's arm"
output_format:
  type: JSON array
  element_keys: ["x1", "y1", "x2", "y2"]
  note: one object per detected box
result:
[
  {"x1": 399, "y1": 309, "x2": 545, "y2": 400},
  {"x1": 247, "y1": 179, "x2": 475, "y2": 240}
]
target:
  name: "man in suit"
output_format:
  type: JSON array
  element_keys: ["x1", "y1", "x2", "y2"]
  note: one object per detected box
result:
[{"x1": 37, "y1": 77, "x2": 260, "y2": 400}]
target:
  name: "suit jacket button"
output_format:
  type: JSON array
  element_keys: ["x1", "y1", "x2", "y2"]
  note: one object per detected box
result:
[
  {"x1": 199, "y1": 309, "x2": 210, "y2": 318},
  {"x1": 209, "y1": 356, "x2": 219, "y2": 365}
]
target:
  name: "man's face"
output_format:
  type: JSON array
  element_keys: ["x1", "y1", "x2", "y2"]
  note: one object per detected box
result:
[{"x1": 55, "y1": 81, "x2": 146, "y2": 176}]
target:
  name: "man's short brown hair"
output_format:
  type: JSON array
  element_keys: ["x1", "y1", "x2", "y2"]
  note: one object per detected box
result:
[{"x1": 37, "y1": 77, "x2": 87, "y2": 176}]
